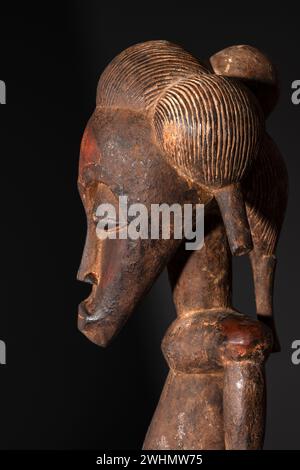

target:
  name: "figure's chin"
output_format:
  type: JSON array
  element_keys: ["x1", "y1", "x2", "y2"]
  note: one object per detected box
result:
[{"x1": 77, "y1": 301, "x2": 115, "y2": 348}]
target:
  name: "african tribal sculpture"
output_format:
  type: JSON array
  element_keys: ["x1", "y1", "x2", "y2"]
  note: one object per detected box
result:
[{"x1": 77, "y1": 41, "x2": 288, "y2": 449}]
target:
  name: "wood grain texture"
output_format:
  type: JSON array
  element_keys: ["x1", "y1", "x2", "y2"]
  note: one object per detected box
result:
[
  {"x1": 97, "y1": 40, "x2": 209, "y2": 111},
  {"x1": 153, "y1": 74, "x2": 263, "y2": 187}
]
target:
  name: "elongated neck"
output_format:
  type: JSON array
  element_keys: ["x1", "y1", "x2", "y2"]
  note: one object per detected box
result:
[{"x1": 168, "y1": 210, "x2": 232, "y2": 316}]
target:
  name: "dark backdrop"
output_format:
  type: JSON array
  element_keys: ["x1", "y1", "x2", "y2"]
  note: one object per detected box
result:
[{"x1": 0, "y1": 1, "x2": 299, "y2": 449}]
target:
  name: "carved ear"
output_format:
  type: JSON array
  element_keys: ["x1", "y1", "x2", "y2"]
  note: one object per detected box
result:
[{"x1": 209, "y1": 45, "x2": 279, "y2": 118}]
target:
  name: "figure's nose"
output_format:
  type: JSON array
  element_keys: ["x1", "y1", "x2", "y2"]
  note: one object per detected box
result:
[{"x1": 77, "y1": 225, "x2": 102, "y2": 285}]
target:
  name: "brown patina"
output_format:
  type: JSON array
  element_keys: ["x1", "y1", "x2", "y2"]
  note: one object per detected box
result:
[{"x1": 77, "y1": 41, "x2": 288, "y2": 449}]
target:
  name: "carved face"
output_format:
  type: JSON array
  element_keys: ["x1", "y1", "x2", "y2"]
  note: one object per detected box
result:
[{"x1": 77, "y1": 107, "x2": 210, "y2": 347}]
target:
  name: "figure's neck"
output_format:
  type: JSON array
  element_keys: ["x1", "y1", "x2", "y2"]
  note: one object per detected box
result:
[{"x1": 168, "y1": 211, "x2": 232, "y2": 317}]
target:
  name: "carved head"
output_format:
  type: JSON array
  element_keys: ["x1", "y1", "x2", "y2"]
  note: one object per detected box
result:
[{"x1": 77, "y1": 41, "x2": 266, "y2": 347}]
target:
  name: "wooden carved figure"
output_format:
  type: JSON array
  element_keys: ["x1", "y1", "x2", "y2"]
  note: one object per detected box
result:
[{"x1": 77, "y1": 41, "x2": 288, "y2": 449}]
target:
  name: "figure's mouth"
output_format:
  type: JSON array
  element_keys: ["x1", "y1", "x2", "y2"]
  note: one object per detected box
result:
[
  {"x1": 78, "y1": 298, "x2": 112, "y2": 323},
  {"x1": 76, "y1": 268, "x2": 99, "y2": 316},
  {"x1": 78, "y1": 301, "x2": 114, "y2": 348},
  {"x1": 81, "y1": 283, "x2": 98, "y2": 313},
  {"x1": 78, "y1": 299, "x2": 90, "y2": 320},
  {"x1": 77, "y1": 300, "x2": 110, "y2": 347},
  {"x1": 78, "y1": 301, "x2": 93, "y2": 333},
  {"x1": 77, "y1": 262, "x2": 124, "y2": 347}
]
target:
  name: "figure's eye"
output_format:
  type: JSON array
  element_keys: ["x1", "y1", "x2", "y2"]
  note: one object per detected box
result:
[
  {"x1": 98, "y1": 217, "x2": 118, "y2": 231},
  {"x1": 93, "y1": 213, "x2": 118, "y2": 232}
]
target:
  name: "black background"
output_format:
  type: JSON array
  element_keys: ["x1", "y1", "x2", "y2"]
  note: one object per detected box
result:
[{"x1": 0, "y1": 1, "x2": 299, "y2": 449}]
